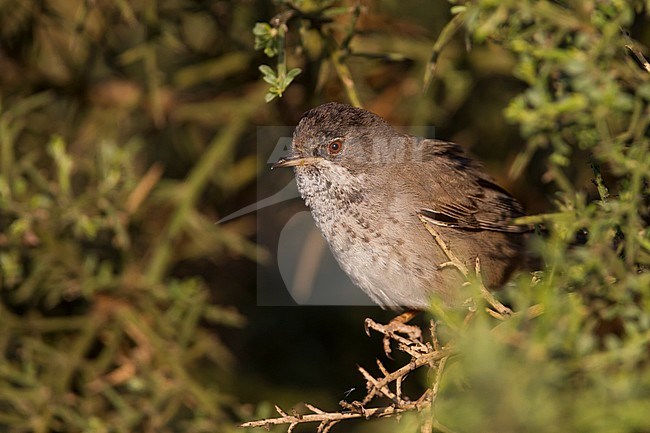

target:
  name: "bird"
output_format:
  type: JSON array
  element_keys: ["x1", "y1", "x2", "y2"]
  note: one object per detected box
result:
[{"x1": 273, "y1": 102, "x2": 527, "y2": 310}]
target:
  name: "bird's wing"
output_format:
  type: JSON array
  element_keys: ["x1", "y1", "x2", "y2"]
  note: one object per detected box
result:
[{"x1": 409, "y1": 139, "x2": 530, "y2": 234}]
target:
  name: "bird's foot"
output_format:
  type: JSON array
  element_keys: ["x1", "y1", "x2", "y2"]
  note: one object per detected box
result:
[{"x1": 364, "y1": 311, "x2": 426, "y2": 358}]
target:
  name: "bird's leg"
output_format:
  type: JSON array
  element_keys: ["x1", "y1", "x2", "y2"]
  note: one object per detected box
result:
[
  {"x1": 365, "y1": 310, "x2": 423, "y2": 357},
  {"x1": 388, "y1": 309, "x2": 420, "y2": 330}
]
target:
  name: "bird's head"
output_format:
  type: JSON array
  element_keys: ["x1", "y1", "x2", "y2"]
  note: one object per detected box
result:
[{"x1": 273, "y1": 102, "x2": 401, "y2": 174}]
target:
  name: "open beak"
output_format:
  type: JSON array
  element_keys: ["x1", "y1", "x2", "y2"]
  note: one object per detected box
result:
[{"x1": 272, "y1": 155, "x2": 320, "y2": 169}]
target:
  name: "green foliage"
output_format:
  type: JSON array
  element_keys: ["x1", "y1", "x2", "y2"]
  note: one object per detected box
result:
[
  {"x1": 253, "y1": 21, "x2": 302, "y2": 102},
  {"x1": 423, "y1": 1, "x2": 650, "y2": 432},
  {"x1": 254, "y1": 23, "x2": 282, "y2": 57},
  {"x1": 0, "y1": 127, "x2": 243, "y2": 431},
  {"x1": 0, "y1": 1, "x2": 263, "y2": 431},
  {"x1": 258, "y1": 65, "x2": 303, "y2": 103}
]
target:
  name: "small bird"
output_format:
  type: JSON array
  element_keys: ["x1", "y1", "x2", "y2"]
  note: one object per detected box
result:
[{"x1": 274, "y1": 102, "x2": 527, "y2": 310}]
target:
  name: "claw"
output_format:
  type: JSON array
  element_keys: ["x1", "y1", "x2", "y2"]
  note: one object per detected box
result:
[
  {"x1": 364, "y1": 318, "x2": 372, "y2": 337},
  {"x1": 364, "y1": 311, "x2": 425, "y2": 358}
]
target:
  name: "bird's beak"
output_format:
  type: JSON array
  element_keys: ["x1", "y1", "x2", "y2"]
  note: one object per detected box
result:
[{"x1": 272, "y1": 155, "x2": 320, "y2": 169}]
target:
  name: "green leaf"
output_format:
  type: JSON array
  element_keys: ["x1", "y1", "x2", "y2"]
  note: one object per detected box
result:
[
  {"x1": 450, "y1": 5, "x2": 467, "y2": 15},
  {"x1": 286, "y1": 68, "x2": 302, "y2": 80},
  {"x1": 258, "y1": 65, "x2": 276, "y2": 78},
  {"x1": 253, "y1": 22, "x2": 279, "y2": 57},
  {"x1": 263, "y1": 46, "x2": 278, "y2": 57},
  {"x1": 252, "y1": 22, "x2": 271, "y2": 36},
  {"x1": 262, "y1": 75, "x2": 277, "y2": 85}
]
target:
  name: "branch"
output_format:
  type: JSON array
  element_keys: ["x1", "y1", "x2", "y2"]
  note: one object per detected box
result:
[
  {"x1": 240, "y1": 403, "x2": 413, "y2": 432},
  {"x1": 417, "y1": 214, "x2": 513, "y2": 319},
  {"x1": 423, "y1": 12, "x2": 466, "y2": 92},
  {"x1": 241, "y1": 317, "x2": 453, "y2": 433},
  {"x1": 622, "y1": 28, "x2": 650, "y2": 74}
]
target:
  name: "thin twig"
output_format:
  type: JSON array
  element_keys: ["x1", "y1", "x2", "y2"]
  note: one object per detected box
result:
[
  {"x1": 360, "y1": 348, "x2": 452, "y2": 406},
  {"x1": 340, "y1": 3, "x2": 361, "y2": 52},
  {"x1": 418, "y1": 215, "x2": 513, "y2": 318},
  {"x1": 241, "y1": 402, "x2": 420, "y2": 429},
  {"x1": 241, "y1": 319, "x2": 452, "y2": 432},
  {"x1": 423, "y1": 12, "x2": 467, "y2": 92},
  {"x1": 329, "y1": 42, "x2": 363, "y2": 107},
  {"x1": 623, "y1": 31, "x2": 650, "y2": 73}
]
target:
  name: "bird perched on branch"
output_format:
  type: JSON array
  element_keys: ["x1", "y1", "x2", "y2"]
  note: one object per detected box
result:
[{"x1": 274, "y1": 102, "x2": 528, "y2": 310}]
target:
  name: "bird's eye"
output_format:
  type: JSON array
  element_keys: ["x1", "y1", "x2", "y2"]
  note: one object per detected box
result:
[{"x1": 327, "y1": 139, "x2": 344, "y2": 155}]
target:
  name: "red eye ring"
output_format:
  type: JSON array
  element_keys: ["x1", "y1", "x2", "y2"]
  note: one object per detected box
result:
[{"x1": 327, "y1": 138, "x2": 344, "y2": 155}]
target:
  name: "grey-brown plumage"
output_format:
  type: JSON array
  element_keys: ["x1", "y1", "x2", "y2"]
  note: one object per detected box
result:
[{"x1": 274, "y1": 102, "x2": 526, "y2": 309}]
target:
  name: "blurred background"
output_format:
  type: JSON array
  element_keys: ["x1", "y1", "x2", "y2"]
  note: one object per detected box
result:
[{"x1": 1, "y1": 0, "x2": 650, "y2": 432}]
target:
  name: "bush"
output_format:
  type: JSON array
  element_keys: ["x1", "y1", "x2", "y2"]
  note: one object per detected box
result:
[{"x1": 0, "y1": 1, "x2": 260, "y2": 431}]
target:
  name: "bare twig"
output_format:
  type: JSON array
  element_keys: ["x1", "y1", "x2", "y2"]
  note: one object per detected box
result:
[
  {"x1": 623, "y1": 30, "x2": 650, "y2": 73},
  {"x1": 423, "y1": 12, "x2": 467, "y2": 92},
  {"x1": 241, "y1": 402, "x2": 418, "y2": 431},
  {"x1": 328, "y1": 42, "x2": 363, "y2": 108},
  {"x1": 340, "y1": 3, "x2": 361, "y2": 53},
  {"x1": 418, "y1": 214, "x2": 514, "y2": 319},
  {"x1": 241, "y1": 317, "x2": 453, "y2": 432}
]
